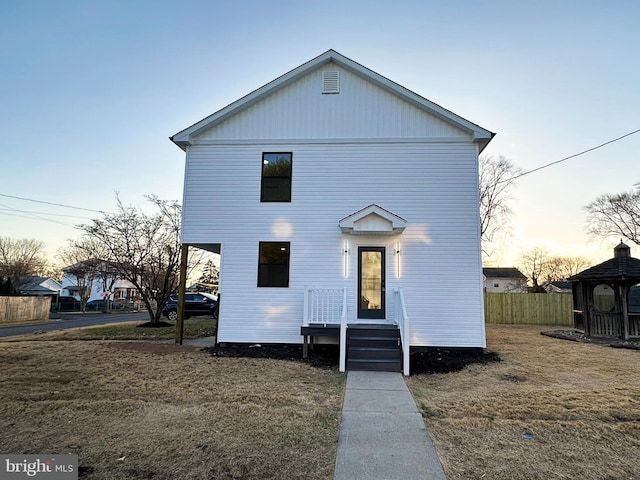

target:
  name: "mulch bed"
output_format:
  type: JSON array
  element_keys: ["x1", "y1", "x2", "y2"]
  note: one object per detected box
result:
[
  {"x1": 410, "y1": 348, "x2": 501, "y2": 374},
  {"x1": 206, "y1": 343, "x2": 339, "y2": 369},
  {"x1": 137, "y1": 321, "x2": 173, "y2": 328},
  {"x1": 541, "y1": 329, "x2": 640, "y2": 350},
  {"x1": 205, "y1": 343, "x2": 501, "y2": 374}
]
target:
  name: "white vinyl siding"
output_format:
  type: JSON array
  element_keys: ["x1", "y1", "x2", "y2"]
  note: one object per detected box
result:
[
  {"x1": 193, "y1": 64, "x2": 469, "y2": 141},
  {"x1": 182, "y1": 141, "x2": 484, "y2": 347},
  {"x1": 178, "y1": 56, "x2": 488, "y2": 348}
]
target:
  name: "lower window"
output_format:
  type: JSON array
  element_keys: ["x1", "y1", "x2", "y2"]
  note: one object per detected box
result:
[{"x1": 258, "y1": 242, "x2": 290, "y2": 287}]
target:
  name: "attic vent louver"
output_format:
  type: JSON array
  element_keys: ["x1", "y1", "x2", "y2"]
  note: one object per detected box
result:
[{"x1": 322, "y1": 71, "x2": 339, "y2": 94}]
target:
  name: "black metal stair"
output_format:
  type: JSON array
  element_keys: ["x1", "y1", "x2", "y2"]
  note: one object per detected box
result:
[{"x1": 346, "y1": 324, "x2": 402, "y2": 372}]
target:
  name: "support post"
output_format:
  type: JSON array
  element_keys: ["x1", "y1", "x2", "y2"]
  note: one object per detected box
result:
[
  {"x1": 339, "y1": 286, "x2": 347, "y2": 373},
  {"x1": 620, "y1": 284, "x2": 630, "y2": 341},
  {"x1": 175, "y1": 244, "x2": 189, "y2": 345},
  {"x1": 583, "y1": 282, "x2": 591, "y2": 337}
]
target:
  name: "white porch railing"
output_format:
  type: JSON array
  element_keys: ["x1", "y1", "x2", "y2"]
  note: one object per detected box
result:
[
  {"x1": 394, "y1": 288, "x2": 410, "y2": 376},
  {"x1": 302, "y1": 287, "x2": 348, "y2": 372},
  {"x1": 303, "y1": 287, "x2": 345, "y2": 326}
]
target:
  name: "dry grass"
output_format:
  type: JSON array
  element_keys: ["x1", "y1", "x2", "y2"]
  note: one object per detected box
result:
[
  {"x1": 406, "y1": 325, "x2": 640, "y2": 480},
  {"x1": 2, "y1": 317, "x2": 216, "y2": 341},
  {"x1": 0, "y1": 340, "x2": 345, "y2": 479}
]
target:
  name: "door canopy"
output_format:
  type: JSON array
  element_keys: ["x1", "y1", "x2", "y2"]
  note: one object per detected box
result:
[{"x1": 339, "y1": 204, "x2": 407, "y2": 235}]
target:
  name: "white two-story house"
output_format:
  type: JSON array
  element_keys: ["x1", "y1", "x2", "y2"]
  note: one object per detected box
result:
[{"x1": 171, "y1": 50, "x2": 494, "y2": 374}]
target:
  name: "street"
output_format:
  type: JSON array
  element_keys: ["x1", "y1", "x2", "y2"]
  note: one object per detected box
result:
[{"x1": 0, "y1": 312, "x2": 150, "y2": 338}]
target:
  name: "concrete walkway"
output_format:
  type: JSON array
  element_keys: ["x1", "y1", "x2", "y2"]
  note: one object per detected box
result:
[{"x1": 334, "y1": 371, "x2": 447, "y2": 480}]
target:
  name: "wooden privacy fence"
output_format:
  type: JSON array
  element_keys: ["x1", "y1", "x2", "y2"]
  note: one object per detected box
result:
[
  {"x1": 484, "y1": 293, "x2": 573, "y2": 326},
  {"x1": 0, "y1": 296, "x2": 51, "y2": 324}
]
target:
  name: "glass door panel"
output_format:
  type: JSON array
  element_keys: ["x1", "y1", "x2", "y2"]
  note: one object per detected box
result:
[{"x1": 358, "y1": 247, "x2": 385, "y2": 319}]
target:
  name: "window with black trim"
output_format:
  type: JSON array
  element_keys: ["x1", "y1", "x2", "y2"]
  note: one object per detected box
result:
[
  {"x1": 261, "y1": 152, "x2": 292, "y2": 202},
  {"x1": 258, "y1": 242, "x2": 290, "y2": 287}
]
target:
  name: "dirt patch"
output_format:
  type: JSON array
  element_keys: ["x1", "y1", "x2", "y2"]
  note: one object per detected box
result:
[
  {"x1": 207, "y1": 343, "x2": 501, "y2": 374},
  {"x1": 136, "y1": 321, "x2": 173, "y2": 328},
  {"x1": 105, "y1": 341, "x2": 201, "y2": 355}
]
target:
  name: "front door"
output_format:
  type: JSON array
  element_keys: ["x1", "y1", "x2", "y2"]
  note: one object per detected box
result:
[{"x1": 358, "y1": 247, "x2": 385, "y2": 319}]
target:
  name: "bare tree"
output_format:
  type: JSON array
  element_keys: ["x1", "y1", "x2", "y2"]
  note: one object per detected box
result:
[
  {"x1": 58, "y1": 242, "x2": 109, "y2": 312},
  {"x1": 63, "y1": 238, "x2": 121, "y2": 313},
  {"x1": 0, "y1": 237, "x2": 48, "y2": 290},
  {"x1": 517, "y1": 247, "x2": 551, "y2": 292},
  {"x1": 479, "y1": 156, "x2": 522, "y2": 257},
  {"x1": 78, "y1": 195, "x2": 193, "y2": 324},
  {"x1": 518, "y1": 248, "x2": 592, "y2": 290},
  {"x1": 545, "y1": 256, "x2": 592, "y2": 282},
  {"x1": 585, "y1": 183, "x2": 640, "y2": 246}
]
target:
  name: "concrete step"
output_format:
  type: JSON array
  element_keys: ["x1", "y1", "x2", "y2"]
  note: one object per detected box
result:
[
  {"x1": 348, "y1": 346, "x2": 401, "y2": 360},
  {"x1": 348, "y1": 337, "x2": 399, "y2": 348},
  {"x1": 347, "y1": 358, "x2": 402, "y2": 372},
  {"x1": 347, "y1": 325, "x2": 402, "y2": 372}
]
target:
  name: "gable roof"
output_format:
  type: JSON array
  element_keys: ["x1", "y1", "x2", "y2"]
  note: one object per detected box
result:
[
  {"x1": 171, "y1": 49, "x2": 495, "y2": 151},
  {"x1": 18, "y1": 276, "x2": 62, "y2": 294},
  {"x1": 482, "y1": 267, "x2": 527, "y2": 280},
  {"x1": 569, "y1": 242, "x2": 640, "y2": 282},
  {"x1": 339, "y1": 204, "x2": 407, "y2": 235},
  {"x1": 62, "y1": 258, "x2": 108, "y2": 273}
]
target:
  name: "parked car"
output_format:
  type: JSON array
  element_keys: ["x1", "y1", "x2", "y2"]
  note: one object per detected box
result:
[
  {"x1": 85, "y1": 299, "x2": 106, "y2": 310},
  {"x1": 162, "y1": 292, "x2": 218, "y2": 321},
  {"x1": 57, "y1": 296, "x2": 77, "y2": 304}
]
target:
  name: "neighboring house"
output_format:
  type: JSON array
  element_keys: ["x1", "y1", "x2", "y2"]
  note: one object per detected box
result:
[
  {"x1": 545, "y1": 281, "x2": 572, "y2": 294},
  {"x1": 483, "y1": 268, "x2": 528, "y2": 293},
  {"x1": 17, "y1": 276, "x2": 62, "y2": 297},
  {"x1": 171, "y1": 50, "x2": 495, "y2": 374},
  {"x1": 61, "y1": 266, "x2": 138, "y2": 303}
]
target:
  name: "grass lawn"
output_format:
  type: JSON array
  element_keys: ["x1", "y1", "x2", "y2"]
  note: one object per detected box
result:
[
  {"x1": 5, "y1": 317, "x2": 217, "y2": 341},
  {"x1": 406, "y1": 324, "x2": 640, "y2": 480},
  {"x1": 0, "y1": 337, "x2": 345, "y2": 479},
  {"x1": 3, "y1": 322, "x2": 639, "y2": 479}
]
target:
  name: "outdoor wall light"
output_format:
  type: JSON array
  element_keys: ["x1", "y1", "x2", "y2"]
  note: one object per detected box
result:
[{"x1": 343, "y1": 241, "x2": 350, "y2": 277}]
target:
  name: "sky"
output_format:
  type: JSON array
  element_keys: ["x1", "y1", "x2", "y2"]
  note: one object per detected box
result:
[{"x1": 1, "y1": 0, "x2": 639, "y2": 268}]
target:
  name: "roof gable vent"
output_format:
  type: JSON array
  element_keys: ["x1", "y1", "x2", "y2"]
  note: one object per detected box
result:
[{"x1": 322, "y1": 71, "x2": 339, "y2": 94}]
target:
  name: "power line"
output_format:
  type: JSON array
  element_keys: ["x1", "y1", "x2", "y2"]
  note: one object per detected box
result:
[
  {"x1": 500, "y1": 128, "x2": 640, "y2": 184},
  {"x1": 0, "y1": 206, "x2": 94, "y2": 219},
  {"x1": 0, "y1": 202, "x2": 79, "y2": 227},
  {"x1": 0, "y1": 192, "x2": 108, "y2": 213},
  {"x1": 0, "y1": 209, "x2": 78, "y2": 227}
]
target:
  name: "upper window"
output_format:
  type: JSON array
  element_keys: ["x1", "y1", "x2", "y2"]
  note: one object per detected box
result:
[
  {"x1": 261, "y1": 153, "x2": 292, "y2": 202},
  {"x1": 258, "y1": 242, "x2": 290, "y2": 287}
]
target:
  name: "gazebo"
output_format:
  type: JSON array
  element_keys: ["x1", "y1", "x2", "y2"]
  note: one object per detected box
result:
[{"x1": 569, "y1": 242, "x2": 640, "y2": 340}]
